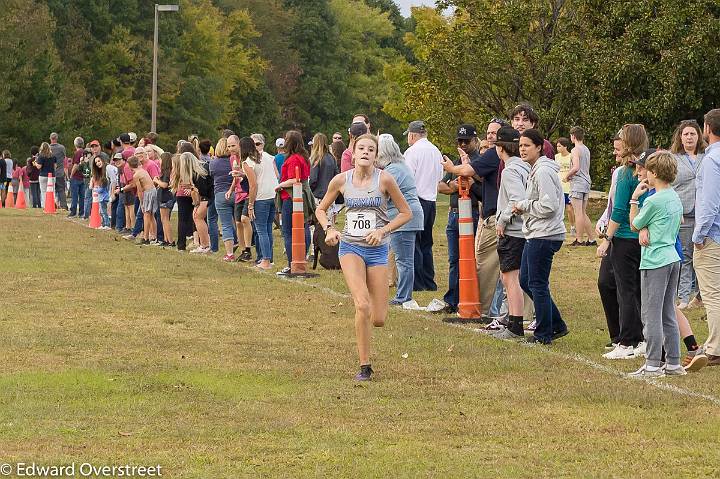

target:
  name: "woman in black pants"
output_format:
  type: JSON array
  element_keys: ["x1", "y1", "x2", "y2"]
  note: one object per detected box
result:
[
  {"x1": 171, "y1": 152, "x2": 202, "y2": 251},
  {"x1": 596, "y1": 135, "x2": 624, "y2": 349},
  {"x1": 597, "y1": 124, "x2": 648, "y2": 360}
]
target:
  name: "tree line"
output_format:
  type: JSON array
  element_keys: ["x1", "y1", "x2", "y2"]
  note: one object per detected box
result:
[{"x1": 3, "y1": 0, "x2": 720, "y2": 189}]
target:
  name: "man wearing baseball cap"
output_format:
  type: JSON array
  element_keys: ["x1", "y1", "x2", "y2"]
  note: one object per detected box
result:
[
  {"x1": 441, "y1": 118, "x2": 504, "y2": 317},
  {"x1": 404, "y1": 120, "x2": 444, "y2": 291},
  {"x1": 429, "y1": 124, "x2": 483, "y2": 313}
]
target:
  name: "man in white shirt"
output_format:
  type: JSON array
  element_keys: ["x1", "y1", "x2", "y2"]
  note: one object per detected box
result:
[{"x1": 404, "y1": 120, "x2": 444, "y2": 291}]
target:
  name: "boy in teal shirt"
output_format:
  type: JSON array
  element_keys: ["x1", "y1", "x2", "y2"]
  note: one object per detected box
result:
[{"x1": 629, "y1": 152, "x2": 684, "y2": 377}]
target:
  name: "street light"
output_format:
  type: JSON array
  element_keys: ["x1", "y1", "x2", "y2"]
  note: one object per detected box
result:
[{"x1": 151, "y1": 4, "x2": 179, "y2": 134}]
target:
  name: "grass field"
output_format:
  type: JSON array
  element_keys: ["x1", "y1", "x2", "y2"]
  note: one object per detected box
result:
[{"x1": 1, "y1": 202, "x2": 719, "y2": 478}]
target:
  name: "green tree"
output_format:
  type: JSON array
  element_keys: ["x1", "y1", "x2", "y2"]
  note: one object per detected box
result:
[
  {"x1": 386, "y1": 0, "x2": 720, "y2": 188},
  {"x1": 0, "y1": 0, "x2": 65, "y2": 155}
]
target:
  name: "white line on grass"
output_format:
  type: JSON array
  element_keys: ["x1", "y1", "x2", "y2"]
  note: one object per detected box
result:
[
  {"x1": 62, "y1": 218, "x2": 720, "y2": 408},
  {"x1": 269, "y1": 271, "x2": 720, "y2": 406}
]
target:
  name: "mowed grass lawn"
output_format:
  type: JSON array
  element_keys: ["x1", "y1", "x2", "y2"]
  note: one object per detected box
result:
[{"x1": 1, "y1": 200, "x2": 719, "y2": 478}]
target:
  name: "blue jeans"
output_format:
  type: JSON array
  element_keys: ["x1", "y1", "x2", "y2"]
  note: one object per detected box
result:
[
  {"x1": 443, "y1": 209, "x2": 480, "y2": 309},
  {"x1": 82, "y1": 182, "x2": 92, "y2": 218},
  {"x1": 115, "y1": 196, "x2": 125, "y2": 231},
  {"x1": 489, "y1": 278, "x2": 505, "y2": 317},
  {"x1": 281, "y1": 198, "x2": 309, "y2": 266},
  {"x1": 254, "y1": 198, "x2": 275, "y2": 261},
  {"x1": 99, "y1": 200, "x2": 109, "y2": 227},
  {"x1": 390, "y1": 230, "x2": 416, "y2": 303},
  {"x1": 520, "y1": 239, "x2": 566, "y2": 343},
  {"x1": 132, "y1": 198, "x2": 143, "y2": 236},
  {"x1": 69, "y1": 178, "x2": 85, "y2": 216},
  {"x1": 214, "y1": 193, "x2": 235, "y2": 251},
  {"x1": 207, "y1": 197, "x2": 219, "y2": 252}
]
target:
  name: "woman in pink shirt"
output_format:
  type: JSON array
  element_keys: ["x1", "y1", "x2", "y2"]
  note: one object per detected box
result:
[{"x1": 11, "y1": 158, "x2": 29, "y2": 196}]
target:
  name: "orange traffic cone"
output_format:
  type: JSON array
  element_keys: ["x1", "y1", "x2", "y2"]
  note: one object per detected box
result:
[
  {"x1": 289, "y1": 166, "x2": 317, "y2": 278},
  {"x1": 14, "y1": 183, "x2": 26, "y2": 209},
  {"x1": 44, "y1": 173, "x2": 56, "y2": 214},
  {"x1": 444, "y1": 177, "x2": 482, "y2": 323},
  {"x1": 88, "y1": 189, "x2": 101, "y2": 229},
  {"x1": 4, "y1": 187, "x2": 14, "y2": 208}
]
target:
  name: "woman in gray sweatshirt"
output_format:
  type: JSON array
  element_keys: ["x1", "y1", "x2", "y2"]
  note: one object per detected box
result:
[
  {"x1": 512, "y1": 129, "x2": 568, "y2": 344},
  {"x1": 493, "y1": 126, "x2": 531, "y2": 338}
]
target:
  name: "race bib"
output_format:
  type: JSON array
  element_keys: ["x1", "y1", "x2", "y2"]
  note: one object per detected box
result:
[{"x1": 347, "y1": 211, "x2": 376, "y2": 237}]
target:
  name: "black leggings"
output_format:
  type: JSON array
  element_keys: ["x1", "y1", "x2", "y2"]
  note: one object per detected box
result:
[
  {"x1": 609, "y1": 237, "x2": 643, "y2": 346},
  {"x1": 598, "y1": 245, "x2": 620, "y2": 343},
  {"x1": 176, "y1": 196, "x2": 194, "y2": 250}
]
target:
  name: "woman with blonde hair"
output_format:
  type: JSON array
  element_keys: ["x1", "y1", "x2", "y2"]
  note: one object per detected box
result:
[
  {"x1": 670, "y1": 120, "x2": 706, "y2": 309},
  {"x1": 599, "y1": 124, "x2": 649, "y2": 359},
  {"x1": 171, "y1": 152, "x2": 209, "y2": 251}
]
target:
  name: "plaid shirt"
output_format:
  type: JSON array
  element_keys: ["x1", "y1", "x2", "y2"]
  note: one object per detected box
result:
[{"x1": 672, "y1": 153, "x2": 704, "y2": 216}]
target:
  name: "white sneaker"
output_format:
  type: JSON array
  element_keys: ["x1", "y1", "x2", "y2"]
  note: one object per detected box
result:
[
  {"x1": 402, "y1": 300, "x2": 426, "y2": 311},
  {"x1": 629, "y1": 364, "x2": 664, "y2": 378},
  {"x1": 426, "y1": 298, "x2": 448, "y2": 313},
  {"x1": 602, "y1": 344, "x2": 636, "y2": 360},
  {"x1": 190, "y1": 246, "x2": 210, "y2": 254},
  {"x1": 634, "y1": 341, "x2": 647, "y2": 358},
  {"x1": 664, "y1": 364, "x2": 688, "y2": 376},
  {"x1": 526, "y1": 319, "x2": 537, "y2": 331},
  {"x1": 480, "y1": 318, "x2": 508, "y2": 334}
]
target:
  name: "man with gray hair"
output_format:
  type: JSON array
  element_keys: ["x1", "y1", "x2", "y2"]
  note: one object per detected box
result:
[
  {"x1": 49, "y1": 132, "x2": 68, "y2": 209},
  {"x1": 404, "y1": 120, "x2": 444, "y2": 291},
  {"x1": 68, "y1": 136, "x2": 86, "y2": 217}
]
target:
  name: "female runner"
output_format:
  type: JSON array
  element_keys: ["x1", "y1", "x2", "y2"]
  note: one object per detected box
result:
[{"x1": 315, "y1": 134, "x2": 412, "y2": 381}]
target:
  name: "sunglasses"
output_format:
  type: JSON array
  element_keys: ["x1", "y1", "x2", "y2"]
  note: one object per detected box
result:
[
  {"x1": 333, "y1": 136, "x2": 342, "y2": 140},
  {"x1": 457, "y1": 139, "x2": 471, "y2": 145}
]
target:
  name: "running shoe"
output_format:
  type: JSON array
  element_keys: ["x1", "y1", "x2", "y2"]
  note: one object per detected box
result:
[
  {"x1": 634, "y1": 341, "x2": 647, "y2": 358},
  {"x1": 276, "y1": 266, "x2": 291, "y2": 276},
  {"x1": 354, "y1": 365, "x2": 373, "y2": 381},
  {"x1": 602, "y1": 344, "x2": 636, "y2": 360},
  {"x1": 238, "y1": 250, "x2": 252, "y2": 262},
  {"x1": 584, "y1": 240, "x2": 598, "y2": 246},
  {"x1": 480, "y1": 318, "x2": 508, "y2": 334},
  {"x1": 664, "y1": 364, "x2": 688, "y2": 376},
  {"x1": 426, "y1": 298, "x2": 449, "y2": 313},
  {"x1": 569, "y1": 239, "x2": 583, "y2": 246},
  {"x1": 137, "y1": 239, "x2": 150, "y2": 246},
  {"x1": 222, "y1": 254, "x2": 236, "y2": 262},
  {"x1": 123, "y1": 234, "x2": 136, "y2": 240},
  {"x1": 526, "y1": 319, "x2": 537, "y2": 331},
  {"x1": 629, "y1": 364, "x2": 664, "y2": 378}
]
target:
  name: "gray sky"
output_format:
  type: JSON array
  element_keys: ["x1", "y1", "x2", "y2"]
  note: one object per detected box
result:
[{"x1": 396, "y1": 0, "x2": 437, "y2": 16}]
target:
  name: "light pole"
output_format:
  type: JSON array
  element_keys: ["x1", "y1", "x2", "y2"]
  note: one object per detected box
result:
[{"x1": 151, "y1": 4, "x2": 179, "y2": 134}]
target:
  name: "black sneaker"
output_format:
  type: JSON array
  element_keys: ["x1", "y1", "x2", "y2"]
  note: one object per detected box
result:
[
  {"x1": 526, "y1": 335, "x2": 551, "y2": 344},
  {"x1": 584, "y1": 240, "x2": 598, "y2": 246},
  {"x1": 354, "y1": 365, "x2": 373, "y2": 381},
  {"x1": 138, "y1": 239, "x2": 150, "y2": 246},
  {"x1": 276, "y1": 266, "x2": 291, "y2": 276},
  {"x1": 238, "y1": 250, "x2": 252, "y2": 262},
  {"x1": 552, "y1": 329, "x2": 569, "y2": 340}
]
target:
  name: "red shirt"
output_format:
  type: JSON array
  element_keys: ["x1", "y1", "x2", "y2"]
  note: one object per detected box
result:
[{"x1": 280, "y1": 154, "x2": 310, "y2": 201}]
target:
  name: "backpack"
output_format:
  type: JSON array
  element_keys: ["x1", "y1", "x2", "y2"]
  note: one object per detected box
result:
[{"x1": 312, "y1": 224, "x2": 341, "y2": 270}]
